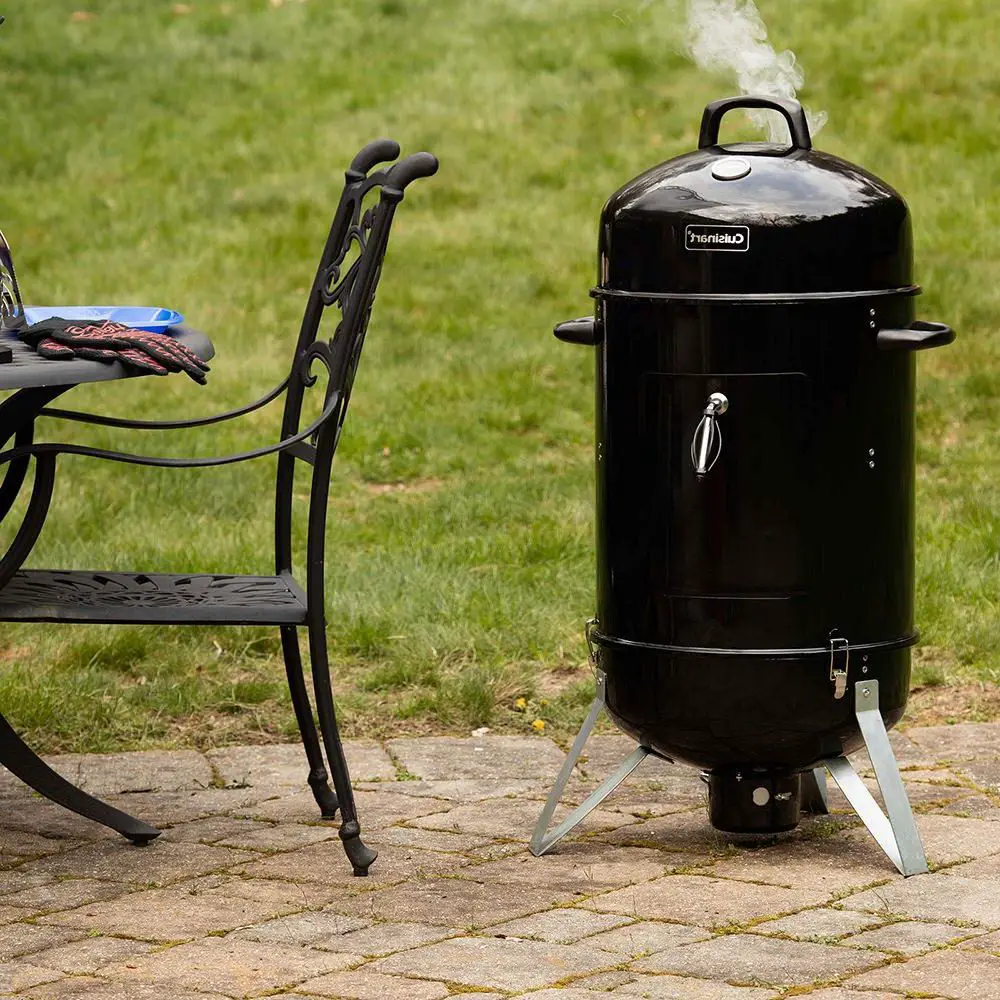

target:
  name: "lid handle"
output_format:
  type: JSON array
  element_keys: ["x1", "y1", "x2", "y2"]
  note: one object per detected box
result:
[{"x1": 699, "y1": 96, "x2": 812, "y2": 151}]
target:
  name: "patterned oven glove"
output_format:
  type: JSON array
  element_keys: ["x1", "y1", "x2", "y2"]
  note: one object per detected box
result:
[{"x1": 18, "y1": 320, "x2": 210, "y2": 384}]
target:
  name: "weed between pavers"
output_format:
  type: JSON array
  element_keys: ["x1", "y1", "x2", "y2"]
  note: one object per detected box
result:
[
  {"x1": 828, "y1": 877, "x2": 895, "y2": 903},
  {"x1": 926, "y1": 854, "x2": 974, "y2": 873}
]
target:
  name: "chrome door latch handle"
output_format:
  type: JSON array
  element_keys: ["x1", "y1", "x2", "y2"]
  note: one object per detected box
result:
[{"x1": 691, "y1": 392, "x2": 729, "y2": 476}]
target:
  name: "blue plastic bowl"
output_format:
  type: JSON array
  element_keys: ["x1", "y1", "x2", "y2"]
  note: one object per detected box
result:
[{"x1": 23, "y1": 306, "x2": 184, "y2": 334}]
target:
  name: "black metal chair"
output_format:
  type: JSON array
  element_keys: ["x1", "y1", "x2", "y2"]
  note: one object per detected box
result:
[{"x1": 0, "y1": 140, "x2": 438, "y2": 875}]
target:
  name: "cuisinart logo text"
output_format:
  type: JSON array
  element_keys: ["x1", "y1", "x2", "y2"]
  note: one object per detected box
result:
[{"x1": 685, "y1": 225, "x2": 750, "y2": 252}]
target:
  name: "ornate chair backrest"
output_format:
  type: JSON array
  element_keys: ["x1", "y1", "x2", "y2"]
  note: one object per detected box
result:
[{"x1": 275, "y1": 140, "x2": 438, "y2": 577}]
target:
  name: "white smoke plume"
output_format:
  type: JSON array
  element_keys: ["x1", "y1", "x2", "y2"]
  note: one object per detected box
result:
[{"x1": 684, "y1": 0, "x2": 827, "y2": 143}]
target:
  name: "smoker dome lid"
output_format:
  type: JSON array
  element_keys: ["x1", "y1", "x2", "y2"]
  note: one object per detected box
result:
[{"x1": 597, "y1": 96, "x2": 917, "y2": 300}]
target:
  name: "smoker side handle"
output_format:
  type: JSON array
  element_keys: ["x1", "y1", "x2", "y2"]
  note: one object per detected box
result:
[
  {"x1": 877, "y1": 321, "x2": 955, "y2": 352},
  {"x1": 554, "y1": 317, "x2": 601, "y2": 346}
]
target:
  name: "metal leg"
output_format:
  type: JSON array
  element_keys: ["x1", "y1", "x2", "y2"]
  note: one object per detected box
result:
[
  {"x1": 800, "y1": 767, "x2": 829, "y2": 814},
  {"x1": 0, "y1": 424, "x2": 35, "y2": 526},
  {"x1": 531, "y1": 672, "x2": 650, "y2": 857},
  {"x1": 0, "y1": 387, "x2": 70, "y2": 529},
  {"x1": 0, "y1": 454, "x2": 56, "y2": 592},
  {"x1": 307, "y1": 614, "x2": 376, "y2": 877},
  {"x1": 0, "y1": 712, "x2": 160, "y2": 845},
  {"x1": 823, "y1": 680, "x2": 928, "y2": 877},
  {"x1": 280, "y1": 625, "x2": 339, "y2": 819}
]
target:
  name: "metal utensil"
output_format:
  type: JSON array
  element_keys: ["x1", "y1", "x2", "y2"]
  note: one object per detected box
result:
[{"x1": 0, "y1": 230, "x2": 25, "y2": 330}]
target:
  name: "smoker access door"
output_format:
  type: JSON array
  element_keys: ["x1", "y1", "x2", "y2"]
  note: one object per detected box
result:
[{"x1": 598, "y1": 371, "x2": 818, "y2": 647}]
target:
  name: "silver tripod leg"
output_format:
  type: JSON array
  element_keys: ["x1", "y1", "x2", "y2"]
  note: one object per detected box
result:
[
  {"x1": 800, "y1": 768, "x2": 829, "y2": 814},
  {"x1": 822, "y1": 679, "x2": 928, "y2": 877},
  {"x1": 530, "y1": 671, "x2": 650, "y2": 857}
]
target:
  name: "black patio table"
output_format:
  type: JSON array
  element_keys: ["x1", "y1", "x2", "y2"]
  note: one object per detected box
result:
[{"x1": 0, "y1": 324, "x2": 214, "y2": 842}]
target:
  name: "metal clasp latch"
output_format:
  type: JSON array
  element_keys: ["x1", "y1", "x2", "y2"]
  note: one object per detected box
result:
[
  {"x1": 830, "y1": 636, "x2": 850, "y2": 700},
  {"x1": 585, "y1": 617, "x2": 600, "y2": 672}
]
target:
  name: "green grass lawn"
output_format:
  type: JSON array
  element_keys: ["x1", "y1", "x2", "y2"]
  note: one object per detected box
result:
[{"x1": 0, "y1": 0, "x2": 997, "y2": 752}]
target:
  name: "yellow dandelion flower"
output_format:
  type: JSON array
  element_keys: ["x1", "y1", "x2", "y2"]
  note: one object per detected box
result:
[
  {"x1": 514, "y1": 697, "x2": 527, "y2": 711},
  {"x1": 532, "y1": 719, "x2": 546, "y2": 732}
]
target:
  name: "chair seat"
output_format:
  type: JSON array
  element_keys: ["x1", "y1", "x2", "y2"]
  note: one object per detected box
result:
[{"x1": 0, "y1": 570, "x2": 308, "y2": 625}]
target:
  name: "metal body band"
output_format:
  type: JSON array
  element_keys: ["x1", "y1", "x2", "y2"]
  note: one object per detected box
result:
[{"x1": 591, "y1": 285, "x2": 922, "y2": 305}]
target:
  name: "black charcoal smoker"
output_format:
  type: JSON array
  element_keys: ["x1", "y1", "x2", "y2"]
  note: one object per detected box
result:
[{"x1": 531, "y1": 97, "x2": 955, "y2": 876}]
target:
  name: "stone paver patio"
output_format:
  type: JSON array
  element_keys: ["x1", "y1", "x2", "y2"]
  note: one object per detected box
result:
[{"x1": 2, "y1": 725, "x2": 1000, "y2": 998}]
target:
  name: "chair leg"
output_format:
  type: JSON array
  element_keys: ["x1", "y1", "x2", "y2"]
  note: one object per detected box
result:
[
  {"x1": 0, "y1": 712, "x2": 160, "y2": 845},
  {"x1": 280, "y1": 625, "x2": 339, "y2": 819},
  {"x1": 307, "y1": 615, "x2": 377, "y2": 877}
]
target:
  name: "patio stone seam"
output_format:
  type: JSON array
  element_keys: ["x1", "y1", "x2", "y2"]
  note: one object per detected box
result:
[
  {"x1": 576, "y1": 876, "x2": 779, "y2": 924},
  {"x1": 927, "y1": 854, "x2": 977, "y2": 873},
  {"x1": 742, "y1": 925, "x2": 897, "y2": 949},
  {"x1": 846, "y1": 933, "x2": 986, "y2": 958},
  {"x1": 468, "y1": 904, "x2": 637, "y2": 936},
  {"x1": 100, "y1": 937, "x2": 371, "y2": 995},
  {"x1": 625, "y1": 962, "x2": 897, "y2": 994},
  {"x1": 541, "y1": 960, "x2": 640, "y2": 992},
  {"x1": 200, "y1": 842, "x2": 311, "y2": 858},
  {"x1": 708, "y1": 909, "x2": 865, "y2": 938},
  {"x1": 961, "y1": 781, "x2": 1000, "y2": 803},
  {"x1": 289, "y1": 975, "x2": 462, "y2": 1000},
  {"x1": 391, "y1": 822, "x2": 518, "y2": 848},
  {"x1": 583, "y1": 869, "x2": 895, "y2": 919},
  {"x1": 453, "y1": 892, "x2": 649, "y2": 935},
  {"x1": 837, "y1": 899, "x2": 998, "y2": 935},
  {"x1": 382, "y1": 742, "x2": 421, "y2": 782},
  {"x1": 750, "y1": 914, "x2": 902, "y2": 937},
  {"x1": 31, "y1": 972, "x2": 116, "y2": 991},
  {"x1": 442, "y1": 865, "x2": 700, "y2": 923},
  {"x1": 920, "y1": 754, "x2": 1000, "y2": 768},
  {"x1": 397, "y1": 843, "x2": 496, "y2": 860},
  {"x1": 221, "y1": 870, "x2": 367, "y2": 892},
  {"x1": 918, "y1": 786, "x2": 1000, "y2": 815},
  {"x1": 914, "y1": 775, "x2": 980, "y2": 790},
  {"x1": 326, "y1": 927, "x2": 470, "y2": 959},
  {"x1": 12, "y1": 885, "x2": 155, "y2": 919},
  {"x1": 826, "y1": 878, "x2": 897, "y2": 904},
  {"x1": 578, "y1": 832, "x2": 731, "y2": 858},
  {"x1": 561, "y1": 800, "x2": 706, "y2": 816},
  {"x1": 935, "y1": 847, "x2": 1000, "y2": 866},
  {"x1": 939, "y1": 806, "x2": 993, "y2": 820},
  {"x1": 9, "y1": 845, "x2": 264, "y2": 891},
  {"x1": 502, "y1": 912, "x2": 707, "y2": 935},
  {"x1": 203, "y1": 755, "x2": 230, "y2": 791},
  {"x1": 647, "y1": 861, "x2": 729, "y2": 877},
  {"x1": 913, "y1": 795, "x2": 981, "y2": 814},
  {"x1": 279, "y1": 867, "x2": 460, "y2": 899},
  {"x1": 572, "y1": 833, "x2": 713, "y2": 855},
  {"x1": 395, "y1": 798, "x2": 511, "y2": 818},
  {"x1": 39, "y1": 886, "x2": 338, "y2": 942},
  {"x1": 186, "y1": 750, "x2": 226, "y2": 789},
  {"x1": 759, "y1": 910, "x2": 974, "y2": 946},
  {"x1": 965, "y1": 940, "x2": 1000, "y2": 955}
]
